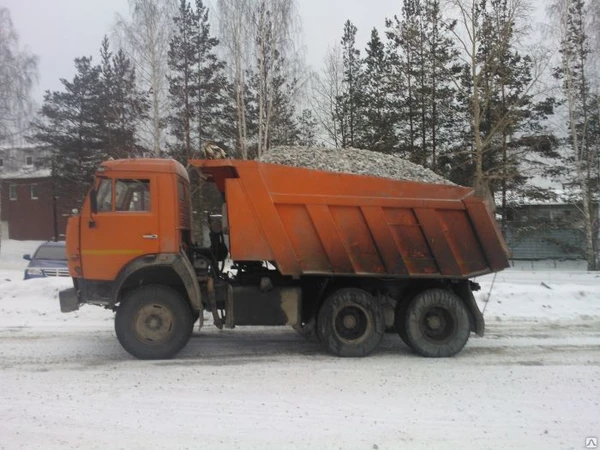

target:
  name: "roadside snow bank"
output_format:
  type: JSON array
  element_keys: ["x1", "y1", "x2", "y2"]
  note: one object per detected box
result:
[
  {"x1": 474, "y1": 270, "x2": 600, "y2": 322},
  {"x1": 0, "y1": 239, "x2": 112, "y2": 330},
  {"x1": 0, "y1": 274, "x2": 112, "y2": 329},
  {"x1": 259, "y1": 146, "x2": 454, "y2": 185},
  {"x1": 0, "y1": 239, "x2": 43, "y2": 270},
  {"x1": 1, "y1": 239, "x2": 598, "y2": 333}
]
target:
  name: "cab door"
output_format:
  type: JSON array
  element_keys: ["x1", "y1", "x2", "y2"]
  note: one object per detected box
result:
[{"x1": 80, "y1": 175, "x2": 159, "y2": 281}]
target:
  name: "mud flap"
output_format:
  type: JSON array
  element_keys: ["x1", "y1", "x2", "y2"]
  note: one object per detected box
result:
[
  {"x1": 59, "y1": 288, "x2": 80, "y2": 313},
  {"x1": 454, "y1": 281, "x2": 485, "y2": 336}
]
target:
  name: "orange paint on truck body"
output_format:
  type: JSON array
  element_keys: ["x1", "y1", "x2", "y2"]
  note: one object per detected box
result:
[
  {"x1": 67, "y1": 159, "x2": 191, "y2": 281},
  {"x1": 67, "y1": 157, "x2": 508, "y2": 282},
  {"x1": 190, "y1": 159, "x2": 510, "y2": 279}
]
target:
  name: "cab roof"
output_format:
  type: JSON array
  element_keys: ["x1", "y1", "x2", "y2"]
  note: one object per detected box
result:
[{"x1": 99, "y1": 159, "x2": 189, "y2": 181}]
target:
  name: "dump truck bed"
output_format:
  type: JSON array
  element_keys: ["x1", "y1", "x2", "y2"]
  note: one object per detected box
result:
[{"x1": 191, "y1": 159, "x2": 510, "y2": 279}]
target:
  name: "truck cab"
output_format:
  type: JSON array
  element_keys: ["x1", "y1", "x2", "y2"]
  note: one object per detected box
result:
[{"x1": 61, "y1": 159, "x2": 204, "y2": 358}]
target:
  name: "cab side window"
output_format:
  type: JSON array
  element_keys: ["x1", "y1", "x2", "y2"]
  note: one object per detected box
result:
[
  {"x1": 115, "y1": 179, "x2": 151, "y2": 212},
  {"x1": 96, "y1": 178, "x2": 113, "y2": 212}
]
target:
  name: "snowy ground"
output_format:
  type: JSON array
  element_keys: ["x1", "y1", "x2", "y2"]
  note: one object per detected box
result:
[{"x1": 0, "y1": 240, "x2": 599, "y2": 450}]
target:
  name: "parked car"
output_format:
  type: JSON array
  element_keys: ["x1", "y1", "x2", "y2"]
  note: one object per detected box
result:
[{"x1": 23, "y1": 241, "x2": 69, "y2": 280}]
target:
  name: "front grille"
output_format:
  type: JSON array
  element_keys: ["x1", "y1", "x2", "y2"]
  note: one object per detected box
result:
[{"x1": 42, "y1": 268, "x2": 70, "y2": 277}]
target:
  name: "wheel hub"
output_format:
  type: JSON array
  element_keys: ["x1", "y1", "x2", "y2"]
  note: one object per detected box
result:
[
  {"x1": 135, "y1": 304, "x2": 174, "y2": 342},
  {"x1": 421, "y1": 307, "x2": 454, "y2": 342},
  {"x1": 147, "y1": 315, "x2": 163, "y2": 330},
  {"x1": 334, "y1": 305, "x2": 369, "y2": 342},
  {"x1": 343, "y1": 314, "x2": 357, "y2": 329},
  {"x1": 426, "y1": 315, "x2": 442, "y2": 330}
]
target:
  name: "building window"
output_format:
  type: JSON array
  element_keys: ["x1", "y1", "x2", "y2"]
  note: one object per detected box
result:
[
  {"x1": 30, "y1": 184, "x2": 38, "y2": 200},
  {"x1": 26, "y1": 156, "x2": 33, "y2": 165},
  {"x1": 9, "y1": 185, "x2": 17, "y2": 201}
]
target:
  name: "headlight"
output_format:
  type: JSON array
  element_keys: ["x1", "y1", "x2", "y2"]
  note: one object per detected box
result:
[{"x1": 26, "y1": 268, "x2": 44, "y2": 276}]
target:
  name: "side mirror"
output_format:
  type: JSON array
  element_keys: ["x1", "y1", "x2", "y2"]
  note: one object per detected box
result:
[
  {"x1": 23, "y1": 254, "x2": 31, "y2": 261},
  {"x1": 90, "y1": 188, "x2": 98, "y2": 214}
]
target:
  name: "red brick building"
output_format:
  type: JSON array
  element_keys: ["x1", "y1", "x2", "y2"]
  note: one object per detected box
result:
[{"x1": 0, "y1": 146, "x2": 75, "y2": 241}]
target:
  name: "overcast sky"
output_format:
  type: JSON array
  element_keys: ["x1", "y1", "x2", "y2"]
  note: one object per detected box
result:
[{"x1": 3, "y1": 0, "x2": 407, "y2": 103}]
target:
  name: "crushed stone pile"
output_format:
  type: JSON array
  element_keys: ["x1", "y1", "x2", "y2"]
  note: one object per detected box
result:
[{"x1": 258, "y1": 146, "x2": 454, "y2": 185}]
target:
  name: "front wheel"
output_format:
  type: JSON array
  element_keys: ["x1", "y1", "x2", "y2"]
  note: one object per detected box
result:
[
  {"x1": 115, "y1": 285, "x2": 193, "y2": 360},
  {"x1": 403, "y1": 289, "x2": 471, "y2": 357},
  {"x1": 317, "y1": 288, "x2": 385, "y2": 357}
]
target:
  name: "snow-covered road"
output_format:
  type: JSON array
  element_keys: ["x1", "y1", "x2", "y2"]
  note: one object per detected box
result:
[{"x1": 1, "y1": 240, "x2": 599, "y2": 450}]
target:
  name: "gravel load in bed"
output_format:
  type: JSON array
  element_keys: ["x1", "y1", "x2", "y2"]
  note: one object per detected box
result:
[{"x1": 259, "y1": 146, "x2": 454, "y2": 185}]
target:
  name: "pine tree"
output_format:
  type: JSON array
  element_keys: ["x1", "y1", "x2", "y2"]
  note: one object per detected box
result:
[
  {"x1": 168, "y1": 0, "x2": 231, "y2": 162},
  {"x1": 386, "y1": 1, "x2": 423, "y2": 162},
  {"x1": 268, "y1": 70, "x2": 299, "y2": 147},
  {"x1": 168, "y1": 0, "x2": 232, "y2": 242},
  {"x1": 99, "y1": 36, "x2": 149, "y2": 159},
  {"x1": 357, "y1": 28, "x2": 397, "y2": 153},
  {"x1": 32, "y1": 57, "x2": 105, "y2": 200},
  {"x1": 422, "y1": 0, "x2": 460, "y2": 172},
  {"x1": 297, "y1": 109, "x2": 318, "y2": 146},
  {"x1": 194, "y1": 0, "x2": 231, "y2": 148},
  {"x1": 385, "y1": 0, "x2": 460, "y2": 167},
  {"x1": 246, "y1": 62, "x2": 298, "y2": 153},
  {"x1": 168, "y1": 0, "x2": 198, "y2": 162},
  {"x1": 339, "y1": 20, "x2": 363, "y2": 148},
  {"x1": 32, "y1": 38, "x2": 148, "y2": 202}
]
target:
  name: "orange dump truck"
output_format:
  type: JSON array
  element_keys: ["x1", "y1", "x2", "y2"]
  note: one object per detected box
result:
[{"x1": 59, "y1": 158, "x2": 509, "y2": 359}]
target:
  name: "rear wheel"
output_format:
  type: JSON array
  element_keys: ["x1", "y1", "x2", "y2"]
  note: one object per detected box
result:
[
  {"x1": 115, "y1": 285, "x2": 193, "y2": 360},
  {"x1": 317, "y1": 288, "x2": 384, "y2": 357},
  {"x1": 403, "y1": 289, "x2": 470, "y2": 357}
]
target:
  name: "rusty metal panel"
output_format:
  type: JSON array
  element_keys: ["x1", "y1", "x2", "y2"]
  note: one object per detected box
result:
[
  {"x1": 414, "y1": 208, "x2": 462, "y2": 277},
  {"x1": 234, "y1": 166, "x2": 302, "y2": 276},
  {"x1": 225, "y1": 179, "x2": 274, "y2": 262},
  {"x1": 191, "y1": 160, "x2": 510, "y2": 278},
  {"x1": 463, "y1": 199, "x2": 511, "y2": 272},
  {"x1": 438, "y1": 209, "x2": 488, "y2": 274},
  {"x1": 305, "y1": 204, "x2": 355, "y2": 274},
  {"x1": 328, "y1": 205, "x2": 387, "y2": 274},
  {"x1": 360, "y1": 206, "x2": 409, "y2": 275},
  {"x1": 383, "y1": 208, "x2": 439, "y2": 275},
  {"x1": 276, "y1": 204, "x2": 332, "y2": 273}
]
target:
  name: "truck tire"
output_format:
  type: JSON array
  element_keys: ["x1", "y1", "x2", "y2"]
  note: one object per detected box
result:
[
  {"x1": 317, "y1": 288, "x2": 385, "y2": 357},
  {"x1": 115, "y1": 285, "x2": 194, "y2": 360},
  {"x1": 403, "y1": 289, "x2": 470, "y2": 357}
]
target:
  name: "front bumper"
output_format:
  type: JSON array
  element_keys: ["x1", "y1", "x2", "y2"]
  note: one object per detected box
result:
[{"x1": 59, "y1": 288, "x2": 80, "y2": 313}]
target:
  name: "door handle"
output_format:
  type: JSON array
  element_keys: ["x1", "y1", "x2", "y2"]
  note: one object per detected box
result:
[{"x1": 142, "y1": 234, "x2": 158, "y2": 239}]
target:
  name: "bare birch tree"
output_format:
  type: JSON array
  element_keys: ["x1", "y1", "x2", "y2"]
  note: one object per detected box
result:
[
  {"x1": 0, "y1": 7, "x2": 38, "y2": 145},
  {"x1": 0, "y1": 7, "x2": 38, "y2": 251},
  {"x1": 216, "y1": 0, "x2": 252, "y2": 159},
  {"x1": 252, "y1": 0, "x2": 302, "y2": 157},
  {"x1": 446, "y1": 0, "x2": 535, "y2": 203},
  {"x1": 113, "y1": 0, "x2": 178, "y2": 155},
  {"x1": 552, "y1": 0, "x2": 598, "y2": 270},
  {"x1": 311, "y1": 45, "x2": 345, "y2": 147}
]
